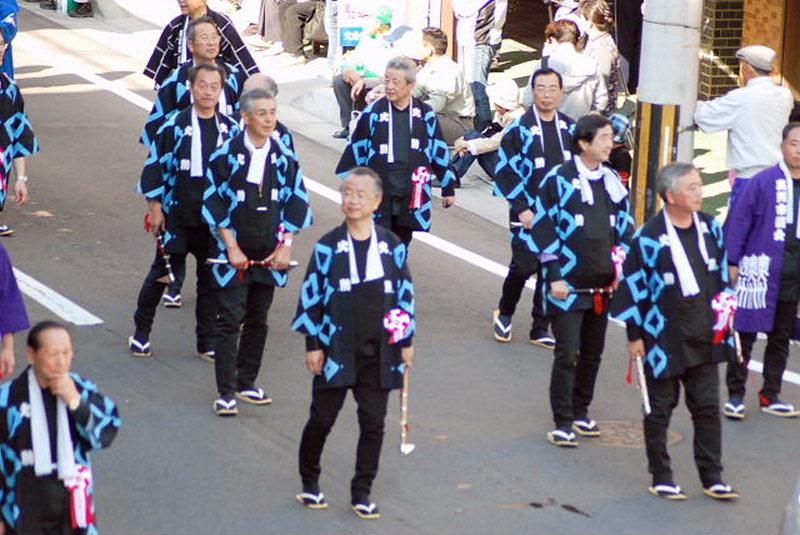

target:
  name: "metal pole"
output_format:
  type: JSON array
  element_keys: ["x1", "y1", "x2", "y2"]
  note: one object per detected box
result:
[{"x1": 632, "y1": 0, "x2": 703, "y2": 224}]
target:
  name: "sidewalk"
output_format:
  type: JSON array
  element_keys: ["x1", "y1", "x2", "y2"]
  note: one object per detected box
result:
[{"x1": 19, "y1": 0, "x2": 731, "y2": 225}]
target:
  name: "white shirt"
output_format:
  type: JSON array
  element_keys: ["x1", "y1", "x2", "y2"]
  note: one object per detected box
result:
[
  {"x1": 414, "y1": 55, "x2": 476, "y2": 118},
  {"x1": 694, "y1": 76, "x2": 794, "y2": 178}
]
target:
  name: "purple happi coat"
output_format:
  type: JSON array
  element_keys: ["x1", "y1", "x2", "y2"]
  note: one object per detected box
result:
[
  {"x1": 0, "y1": 242, "x2": 29, "y2": 336},
  {"x1": 726, "y1": 163, "x2": 800, "y2": 335}
]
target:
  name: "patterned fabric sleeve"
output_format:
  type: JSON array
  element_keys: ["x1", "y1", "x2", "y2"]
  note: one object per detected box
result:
[
  {"x1": 137, "y1": 119, "x2": 177, "y2": 200},
  {"x1": 532, "y1": 167, "x2": 563, "y2": 263},
  {"x1": 291, "y1": 242, "x2": 330, "y2": 338},
  {"x1": 724, "y1": 174, "x2": 760, "y2": 265},
  {"x1": 217, "y1": 14, "x2": 259, "y2": 77},
  {"x1": 615, "y1": 196, "x2": 635, "y2": 252},
  {"x1": 393, "y1": 241, "x2": 415, "y2": 346},
  {"x1": 424, "y1": 109, "x2": 457, "y2": 197},
  {"x1": 143, "y1": 22, "x2": 178, "y2": 87},
  {"x1": 8, "y1": 80, "x2": 39, "y2": 160},
  {"x1": 141, "y1": 71, "x2": 180, "y2": 147},
  {"x1": 335, "y1": 106, "x2": 374, "y2": 175},
  {"x1": 610, "y1": 228, "x2": 647, "y2": 341},
  {"x1": 493, "y1": 118, "x2": 531, "y2": 215},
  {"x1": 202, "y1": 141, "x2": 234, "y2": 228},
  {"x1": 71, "y1": 375, "x2": 122, "y2": 451},
  {"x1": 278, "y1": 150, "x2": 314, "y2": 233}
]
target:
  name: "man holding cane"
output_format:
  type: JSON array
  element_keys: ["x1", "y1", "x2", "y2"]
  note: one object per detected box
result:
[
  {"x1": 292, "y1": 168, "x2": 415, "y2": 520},
  {"x1": 612, "y1": 162, "x2": 738, "y2": 501}
]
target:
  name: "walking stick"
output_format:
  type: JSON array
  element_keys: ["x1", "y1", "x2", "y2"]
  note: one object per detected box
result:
[
  {"x1": 400, "y1": 369, "x2": 415, "y2": 455},
  {"x1": 143, "y1": 214, "x2": 175, "y2": 284},
  {"x1": 626, "y1": 356, "x2": 651, "y2": 415}
]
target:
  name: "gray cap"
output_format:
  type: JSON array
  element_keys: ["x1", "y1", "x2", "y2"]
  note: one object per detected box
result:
[{"x1": 735, "y1": 45, "x2": 777, "y2": 71}]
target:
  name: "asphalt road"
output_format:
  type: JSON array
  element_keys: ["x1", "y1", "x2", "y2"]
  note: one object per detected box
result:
[{"x1": 3, "y1": 9, "x2": 800, "y2": 535}]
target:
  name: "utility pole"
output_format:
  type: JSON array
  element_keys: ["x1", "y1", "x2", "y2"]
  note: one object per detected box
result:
[{"x1": 631, "y1": 0, "x2": 703, "y2": 224}]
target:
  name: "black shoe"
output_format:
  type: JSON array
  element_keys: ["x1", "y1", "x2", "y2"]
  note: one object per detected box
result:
[
  {"x1": 759, "y1": 393, "x2": 799, "y2": 417},
  {"x1": 648, "y1": 482, "x2": 687, "y2": 500},
  {"x1": 492, "y1": 309, "x2": 512, "y2": 342},
  {"x1": 68, "y1": 2, "x2": 93, "y2": 17},
  {"x1": 128, "y1": 334, "x2": 152, "y2": 357},
  {"x1": 529, "y1": 329, "x2": 555, "y2": 349},
  {"x1": 162, "y1": 292, "x2": 182, "y2": 308},
  {"x1": 213, "y1": 396, "x2": 238, "y2": 416},
  {"x1": 546, "y1": 428, "x2": 578, "y2": 448},
  {"x1": 296, "y1": 491, "x2": 329, "y2": 509},
  {"x1": 572, "y1": 417, "x2": 601, "y2": 437},
  {"x1": 0, "y1": 224, "x2": 13, "y2": 237},
  {"x1": 39, "y1": 0, "x2": 57, "y2": 9},
  {"x1": 723, "y1": 395, "x2": 746, "y2": 420},
  {"x1": 331, "y1": 127, "x2": 349, "y2": 139}
]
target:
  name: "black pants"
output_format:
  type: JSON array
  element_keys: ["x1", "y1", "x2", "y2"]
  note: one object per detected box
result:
[
  {"x1": 214, "y1": 281, "x2": 275, "y2": 396},
  {"x1": 333, "y1": 73, "x2": 367, "y2": 127},
  {"x1": 549, "y1": 307, "x2": 608, "y2": 428},
  {"x1": 281, "y1": 0, "x2": 316, "y2": 55},
  {"x1": 497, "y1": 250, "x2": 549, "y2": 334},
  {"x1": 727, "y1": 299, "x2": 796, "y2": 399},
  {"x1": 389, "y1": 215, "x2": 413, "y2": 247},
  {"x1": 644, "y1": 361, "x2": 722, "y2": 487},
  {"x1": 133, "y1": 225, "x2": 216, "y2": 351}
]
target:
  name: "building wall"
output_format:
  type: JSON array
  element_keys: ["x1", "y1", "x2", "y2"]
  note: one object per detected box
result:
[
  {"x1": 699, "y1": 0, "x2": 744, "y2": 99},
  {"x1": 742, "y1": 0, "x2": 784, "y2": 53}
]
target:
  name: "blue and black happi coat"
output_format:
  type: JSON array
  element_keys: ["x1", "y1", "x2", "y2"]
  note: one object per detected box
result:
[
  {"x1": 292, "y1": 224, "x2": 414, "y2": 390},
  {"x1": 0, "y1": 368, "x2": 121, "y2": 534},
  {"x1": 137, "y1": 107, "x2": 240, "y2": 253},
  {"x1": 140, "y1": 60, "x2": 245, "y2": 147},
  {"x1": 610, "y1": 211, "x2": 736, "y2": 379},
  {"x1": 493, "y1": 109, "x2": 574, "y2": 257},
  {"x1": 533, "y1": 159, "x2": 634, "y2": 312},
  {"x1": 0, "y1": 73, "x2": 39, "y2": 211},
  {"x1": 335, "y1": 97, "x2": 457, "y2": 232},
  {"x1": 203, "y1": 131, "x2": 313, "y2": 289}
]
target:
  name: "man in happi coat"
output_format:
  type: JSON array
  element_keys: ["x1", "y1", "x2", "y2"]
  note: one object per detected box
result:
[
  {"x1": 0, "y1": 242, "x2": 27, "y2": 377},
  {"x1": 491, "y1": 67, "x2": 574, "y2": 348},
  {"x1": 723, "y1": 122, "x2": 800, "y2": 420},
  {"x1": 0, "y1": 27, "x2": 38, "y2": 237},
  {"x1": 612, "y1": 162, "x2": 739, "y2": 502},
  {"x1": 141, "y1": 16, "x2": 246, "y2": 149},
  {"x1": 130, "y1": 64, "x2": 239, "y2": 359},
  {"x1": 292, "y1": 168, "x2": 414, "y2": 520},
  {"x1": 143, "y1": 0, "x2": 258, "y2": 89},
  {"x1": 0, "y1": 321, "x2": 121, "y2": 535},
  {"x1": 203, "y1": 88, "x2": 312, "y2": 416},
  {"x1": 336, "y1": 56, "x2": 457, "y2": 246},
  {"x1": 229, "y1": 74, "x2": 295, "y2": 156},
  {"x1": 532, "y1": 114, "x2": 633, "y2": 448}
]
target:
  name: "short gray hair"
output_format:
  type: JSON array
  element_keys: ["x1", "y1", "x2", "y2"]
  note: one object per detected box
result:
[
  {"x1": 240, "y1": 88, "x2": 274, "y2": 114},
  {"x1": 656, "y1": 162, "x2": 697, "y2": 202},
  {"x1": 243, "y1": 73, "x2": 279, "y2": 98},
  {"x1": 341, "y1": 166, "x2": 383, "y2": 197},
  {"x1": 385, "y1": 56, "x2": 417, "y2": 83}
]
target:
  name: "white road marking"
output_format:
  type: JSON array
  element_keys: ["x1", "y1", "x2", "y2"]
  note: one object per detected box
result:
[
  {"x1": 17, "y1": 36, "x2": 800, "y2": 386},
  {"x1": 13, "y1": 268, "x2": 103, "y2": 326}
]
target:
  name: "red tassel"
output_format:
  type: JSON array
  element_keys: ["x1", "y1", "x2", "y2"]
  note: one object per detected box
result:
[
  {"x1": 238, "y1": 269, "x2": 246, "y2": 281},
  {"x1": 625, "y1": 358, "x2": 634, "y2": 385},
  {"x1": 593, "y1": 292, "x2": 606, "y2": 315},
  {"x1": 143, "y1": 213, "x2": 152, "y2": 233}
]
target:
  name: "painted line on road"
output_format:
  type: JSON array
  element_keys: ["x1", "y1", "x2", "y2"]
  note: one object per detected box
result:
[
  {"x1": 23, "y1": 37, "x2": 799, "y2": 386},
  {"x1": 13, "y1": 268, "x2": 103, "y2": 326}
]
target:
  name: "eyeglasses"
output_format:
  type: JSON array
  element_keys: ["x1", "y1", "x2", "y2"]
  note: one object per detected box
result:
[{"x1": 533, "y1": 85, "x2": 561, "y2": 94}]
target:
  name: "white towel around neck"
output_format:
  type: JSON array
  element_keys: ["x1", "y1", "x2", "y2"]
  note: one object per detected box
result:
[
  {"x1": 244, "y1": 131, "x2": 269, "y2": 185},
  {"x1": 28, "y1": 368, "x2": 77, "y2": 480},
  {"x1": 574, "y1": 155, "x2": 628, "y2": 205},
  {"x1": 179, "y1": 16, "x2": 190, "y2": 64},
  {"x1": 780, "y1": 159, "x2": 800, "y2": 239},
  {"x1": 190, "y1": 108, "x2": 222, "y2": 178},
  {"x1": 347, "y1": 223, "x2": 384, "y2": 284},
  {"x1": 663, "y1": 210, "x2": 710, "y2": 297}
]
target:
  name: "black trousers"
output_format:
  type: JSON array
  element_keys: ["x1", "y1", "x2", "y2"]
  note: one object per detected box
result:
[
  {"x1": 497, "y1": 250, "x2": 549, "y2": 334},
  {"x1": 389, "y1": 215, "x2": 413, "y2": 247},
  {"x1": 133, "y1": 225, "x2": 216, "y2": 350},
  {"x1": 644, "y1": 361, "x2": 722, "y2": 487},
  {"x1": 333, "y1": 73, "x2": 367, "y2": 127},
  {"x1": 281, "y1": 0, "x2": 316, "y2": 55},
  {"x1": 727, "y1": 299, "x2": 797, "y2": 399},
  {"x1": 214, "y1": 281, "x2": 275, "y2": 396},
  {"x1": 549, "y1": 307, "x2": 608, "y2": 428}
]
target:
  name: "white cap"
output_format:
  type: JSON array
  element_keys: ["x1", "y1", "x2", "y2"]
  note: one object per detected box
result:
[
  {"x1": 486, "y1": 79, "x2": 520, "y2": 111},
  {"x1": 392, "y1": 30, "x2": 426, "y2": 61},
  {"x1": 735, "y1": 45, "x2": 777, "y2": 72}
]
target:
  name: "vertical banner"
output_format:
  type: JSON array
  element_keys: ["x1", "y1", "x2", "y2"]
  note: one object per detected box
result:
[{"x1": 631, "y1": 102, "x2": 679, "y2": 225}]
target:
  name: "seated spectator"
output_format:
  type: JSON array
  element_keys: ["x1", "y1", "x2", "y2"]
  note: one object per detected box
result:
[
  {"x1": 278, "y1": 0, "x2": 325, "y2": 65},
  {"x1": 414, "y1": 27, "x2": 475, "y2": 145},
  {"x1": 523, "y1": 20, "x2": 607, "y2": 121},
  {"x1": 579, "y1": 0, "x2": 621, "y2": 114},
  {"x1": 331, "y1": 6, "x2": 395, "y2": 139},
  {"x1": 450, "y1": 78, "x2": 524, "y2": 182}
]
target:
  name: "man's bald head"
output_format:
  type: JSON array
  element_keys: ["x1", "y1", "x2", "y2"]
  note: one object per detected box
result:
[{"x1": 243, "y1": 73, "x2": 279, "y2": 99}]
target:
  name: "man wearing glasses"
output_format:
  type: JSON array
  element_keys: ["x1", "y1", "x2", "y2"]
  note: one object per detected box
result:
[{"x1": 492, "y1": 67, "x2": 574, "y2": 349}]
